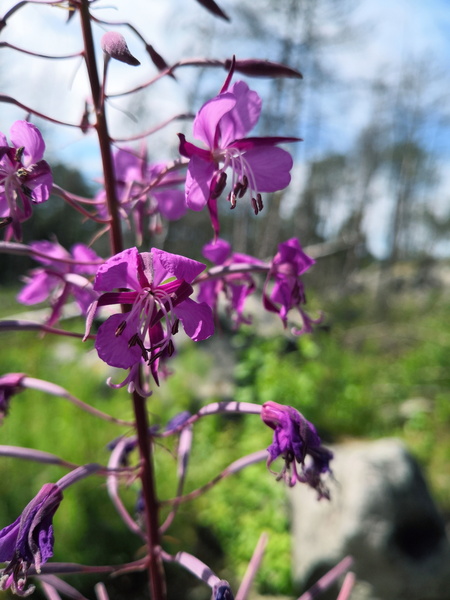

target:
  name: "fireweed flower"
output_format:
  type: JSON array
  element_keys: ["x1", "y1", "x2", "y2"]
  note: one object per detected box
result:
[
  {"x1": 0, "y1": 483, "x2": 63, "y2": 596},
  {"x1": 0, "y1": 373, "x2": 26, "y2": 423},
  {"x1": 178, "y1": 79, "x2": 299, "y2": 235},
  {"x1": 261, "y1": 401, "x2": 333, "y2": 498},
  {"x1": 197, "y1": 238, "x2": 264, "y2": 326},
  {"x1": 17, "y1": 240, "x2": 101, "y2": 326},
  {"x1": 85, "y1": 247, "x2": 214, "y2": 377},
  {"x1": 0, "y1": 121, "x2": 52, "y2": 241},
  {"x1": 263, "y1": 237, "x2": 320, "y2": 334},
  {"x1": 96, "y1": 147, "x2": 186, "y2": 240}
]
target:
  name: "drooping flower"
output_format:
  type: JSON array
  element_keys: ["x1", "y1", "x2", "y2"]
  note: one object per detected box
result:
[
  {"x1": 0, "y1": 121, "x2": 53, "y2": 240},
  {"x1": 263, "y1": 237, "x2": 320, "y2": 334},
  {"x1": 0, "y1": 483, "x2": 63, "y2": 596},
  {"x1": 197, "y1": 237, "x2": 265, "y2": 327},
  {"x1": 0, "y1": 373, "x2": 26, "y2": 424},
  {"x1": 96, "y1": 147, "x2": 186, "y2": 242},
  {"x1": 178, "y1": 79, "x2": 300, "y2": 236},
  {"x1": 17, "y1": 240, "x2": 101, "y2": 326},
  {"x1": 261, "y1": 401, "x2": 333, "y2": 498},
  {"x1": 85, "y1": 247, "x2": 214, "y2": 378}
]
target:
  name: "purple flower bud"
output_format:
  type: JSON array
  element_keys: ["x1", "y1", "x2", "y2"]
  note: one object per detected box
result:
[
  {"x1": 101, "y1": 32, "x2": 140, "y2": 66},
  {"x1": 261, "y1": 401, "x2": 333, "y2": 498},
  {"x1": 212, "y1": 580, "x2": 234, "y2": 600},
  {"x1": 0, "y1": 483, "x2": 63, "y2": 596}
]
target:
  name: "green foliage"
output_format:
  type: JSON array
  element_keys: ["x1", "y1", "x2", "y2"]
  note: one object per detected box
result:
[{"x1": 0, "y1": 286, "x2": 449, "y2": 596}]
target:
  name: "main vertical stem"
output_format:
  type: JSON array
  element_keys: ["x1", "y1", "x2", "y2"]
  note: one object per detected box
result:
[{"x1": 78, "y1": 4, "x2": 166, "y2": 598}]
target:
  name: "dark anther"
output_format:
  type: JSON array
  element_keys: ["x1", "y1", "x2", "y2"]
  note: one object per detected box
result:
[
  {"x1": 128, "y1": 334, "x2": 149, "y2": 361},
  {"x1": 239, "y1": 175, "x2": 248, "y2": 198},
  {"x1": 251, "y1": 197, "x2": 258, "y2": 215},
  {"x1": 115, "y1": 320, "x2": 127, "y2": 337},
  {"x1": 171, "y1": 319, "x2": 179, "y2": 335},
  {"x1": 16, "y1": 167, "x2": 28, "y2": 179},
  {"x1": 232, "y1": 181, "x2": 243, "y2": 198},
  {"x1": 211, "y1": 172, "x2": 227, "y2": 199},
  {"x1": 227, "y1": 191, "x2": 237, "y2": 209},
  {"x1": 14, "y1": 146, "x2": 25, "y2": 162},
  {"x1": 256, "y1": 193, "x2": 263, "y2": 212},
  {"x1": 21, "y1": 184, "x2": 33, "y2": 199},
  {"x1": 168, "y1": 339, "x2": 175, "y2": 356}
]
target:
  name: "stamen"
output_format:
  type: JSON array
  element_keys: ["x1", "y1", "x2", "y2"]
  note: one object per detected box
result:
[
  {"x1": 15, "y1": 146, "x2": 25, "y2": 162},
  {"x1": 239, "y1": 175, "x2": 248, "y2": 198},
  {"x1": 211, "y1": 172, "x2": 227, "y2": 199},
  {"x1": 115, "y1": 320, "x2": 127, "y2": 336},
  {"x1": 256, "y1": 193, "x2": 263, "y2": 212},
  {"x1": 251, "y1": 197, "x2": 258, "y2": 215},
  {"x1": 128, "y1": 333, "x2": 149, "y2": 361}
]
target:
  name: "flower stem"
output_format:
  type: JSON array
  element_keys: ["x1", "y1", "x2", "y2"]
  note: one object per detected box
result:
[{"x1": 78, "y1": 4, "x2": 166, "y2": 598}]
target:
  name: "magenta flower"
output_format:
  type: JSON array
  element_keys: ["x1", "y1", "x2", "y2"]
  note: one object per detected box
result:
[
  {"x1": 263, "y1": 238, "x2": 320, "y2": 334},
  {"x1": 0, "y1": 373, "x2": 26, "y2": 424},
  {"x1": 197, "y1": 238, "x2": 264, "y2": 327},
  {"x1": 0, "y1": 121, "x2": 52, "y2": 240},
  {"x1": 96, "y1": 147, "x2": 186, "y2": 241},
  {"x1": 261, "y1": 401, "x2": 333, "y2": 498},
  {"x1": 0, "y1": 483, "x2": 63, "y2": 596},
  {"x1": 178, "y1": 80, "x2": 299, "y2": 235},
  {"x1": 85, "y1": 247, "x2": 214, "y2": 373},
  {"x1": 17, "y1": 240, "x2": 101, "y2": 326}
]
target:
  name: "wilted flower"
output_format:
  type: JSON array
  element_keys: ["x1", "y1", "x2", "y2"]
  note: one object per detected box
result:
[
  {"x1": 263, "y1": 238, "x2": 320, "y2": 334},
  {"x1": 261, "y1": 401, "x2": 332, "y2": 498},
  {"x1": 179, "y1": 79, "x2": 299, "y2": 236},
  {"x1": 17, "y1": 240, "x2": 101, "y2": 326},
  {"x1": 85, "y1": 247, "x2": 214, "y2": 376},
  {"x1": 0, "y1": 121, "x2": 52, "y2": 240},
  {"x1": 0, "y1": 484, "x2": 63, "y2": 596},
  {"x1": 0, "y1": 373, "x2": 25, "y2": 423}
]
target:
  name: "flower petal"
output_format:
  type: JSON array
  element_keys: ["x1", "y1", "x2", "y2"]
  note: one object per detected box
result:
[
  {"x1": 9, "y1": 121, "x2": 45, "y2": 166},
  {"x1": 151, "y1": 248, "x2": 206, "y2": 285},
  {"x1": 193, "y1": 93, "x2": 236, "y2": 148},
  {"x1": 185, "y1": 155, "x2": 216, "y2": 210},
  {"x1": 202, "y1": 238, "x2": 231, "y2": 264},
  {"x1": 173, "y1": 297, "x2": 214, "y2": 341},
  {"x1": 94, "y1": 247, "x2": 140, "y2": 292},
  {"x1": 95, "y1": 312, "x2": 143, "y2": 369},
  {"x1": 219, "y1": 81, "x2": 261, "y2": 147},
  {"x1": 154, "y1": 189, "x2": 187, "y2": 220},
  {"x1": 243, "y1": 146, "x2": 293, "y2": 192}
]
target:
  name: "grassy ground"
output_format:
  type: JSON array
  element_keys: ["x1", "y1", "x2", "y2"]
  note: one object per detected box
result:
[{"x1": 0, "y1": 282, "x2": 449, "y2": 597}]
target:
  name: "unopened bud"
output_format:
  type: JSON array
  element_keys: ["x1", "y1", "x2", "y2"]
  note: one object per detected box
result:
[{"x1": 101, "y1": 32, "x2": 140, "y2": 66}]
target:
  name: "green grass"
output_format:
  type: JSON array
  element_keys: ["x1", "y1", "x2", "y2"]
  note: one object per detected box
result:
[{"x1": 0, "y1": 285, "x2": 449, "y2": 596}]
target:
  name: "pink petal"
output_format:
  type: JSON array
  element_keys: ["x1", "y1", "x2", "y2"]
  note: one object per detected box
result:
[
  {"x1": 95, "y1": 313, "x2": 143, "y2": 369},
  {"x1": 202, "y1": 238, "x2": 230, "y2": 264},
  {"x1": 94, "y1": 247, "x2": 140, "y2": 292},
  {"x1": 173, "y1": 298, "x2": 214, "y2": 341},
  {"x1": 17, "y1": 271, "x2": 55, "y2": 305},
  {"x1": 9, "y1": 121, "x2": 45, "y2": 166},
  {"x1": 71, "y1": 244, "x2": 102, "y2": 275},
  {"x1": 219, "y1": 81, "x2": 261, "y2": 147},
  {"x1": 151, "y1": 248, "x2": 206, "y2": 285},
  {"x1": 243, "y1": 146, "x2": 293, "y2": 192},
  {"x1": 154, "y1": 189, "x2": 187, "y2": 220},
  {"x1": 26, "y1": 161, "x2": 52, "y2": 203},
  {"x1": 193, "y1": 93, "x2": 236, "y2": 148},
  {"x1": 185, "y1": 155, "x2": 216, "y2": 210}
]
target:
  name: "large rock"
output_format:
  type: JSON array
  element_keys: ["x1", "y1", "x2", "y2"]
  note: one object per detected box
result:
[{"x1": 289, "y1": 438, "x2": 450, "y2": 600}]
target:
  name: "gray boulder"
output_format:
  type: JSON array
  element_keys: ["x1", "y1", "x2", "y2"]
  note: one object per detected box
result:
[{"x1": 289, "y1": 438, "x2": 450, "y2": 600}]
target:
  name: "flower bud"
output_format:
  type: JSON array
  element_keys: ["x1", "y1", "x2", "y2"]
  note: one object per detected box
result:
[{"x1": 101, "y1": 31, "x2": 140, "y2": 66}]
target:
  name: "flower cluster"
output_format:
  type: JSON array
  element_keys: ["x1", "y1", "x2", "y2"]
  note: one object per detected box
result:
[
  {"x1": 179, "y1": 79, "x2": 300, "y2": 236},
  {"x1": 18, "y1": 240, "x2": 101, "y2": 326},
  {"x1": 0, "y1": 121, "x2": 52, "y2": 241},
  {"x1": 85, "y1": 246, "x2": 214, "y2": 386}
]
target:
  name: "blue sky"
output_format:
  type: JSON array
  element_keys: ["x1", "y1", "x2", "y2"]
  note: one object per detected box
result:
[{"x1": 1, "y1": 0, "x2": 449, "y2": 256}]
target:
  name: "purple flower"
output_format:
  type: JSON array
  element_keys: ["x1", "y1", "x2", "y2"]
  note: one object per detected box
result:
[
  {"x1": 261, "y1": 401, "x2": 333, "y2": 498},
  {"x1": 85, "y1": 247, "x2": 214, "y2": 374},
  {"x1": 0, "y1": 483, "x2": 63, "y2": 596},
  {"x1": 0, "y1": 373, "x2": 25, "y2": 424},
  {"x1": 263, "y1": 238, "x2": 320, "y2": 334},
  {"x1": 0, "y1": 121, "x2": 52, "y2": 241},
  {"x1": 96, "y1": 148, "x2": 186, "y2": 242},
  {"x1": 17, "y1": 240, "x2": 101, "y2": 326},
  {"x1": 178, "y1": 80, "x2": 299, "y2": 236},
  {"x1": 197, "y1": 238, "x2": 264, "y2": 326}
]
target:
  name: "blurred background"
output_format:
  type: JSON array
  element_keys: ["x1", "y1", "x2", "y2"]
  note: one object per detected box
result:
[{"x1": 0, "y1": 0, "x2": 449, "y2": 598}]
